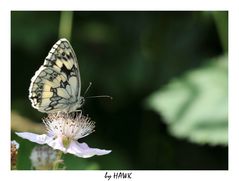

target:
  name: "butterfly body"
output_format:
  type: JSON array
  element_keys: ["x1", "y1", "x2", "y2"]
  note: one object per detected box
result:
[{"x1": 29, "y1": 38, "x2": 84, "y2": 113}]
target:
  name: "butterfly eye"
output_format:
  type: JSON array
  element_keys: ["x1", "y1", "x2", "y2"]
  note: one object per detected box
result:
[{"x1": 80, "y1": 98, "x2": 85, "y2": 106}]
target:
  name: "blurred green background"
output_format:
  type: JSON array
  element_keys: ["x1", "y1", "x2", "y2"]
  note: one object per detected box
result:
[{"x1": 11, "y1": 11, "x2": 228, "y2": 170}]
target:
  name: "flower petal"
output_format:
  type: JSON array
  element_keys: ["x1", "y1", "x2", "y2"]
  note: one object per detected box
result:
[
  {"x1": 67, "y1": 141, "x2": 111, "y2": 158},
  {"x1": 16, "y1": 133, "x2": 112, "y2": 158},
  {"x1": 15, "y1": 132, "x2": 50, "y2": 145}
]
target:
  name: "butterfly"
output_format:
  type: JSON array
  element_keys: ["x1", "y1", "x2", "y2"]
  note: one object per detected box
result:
[{"x1": 29, "y1": 38, "x2": 85, "y2": 113}]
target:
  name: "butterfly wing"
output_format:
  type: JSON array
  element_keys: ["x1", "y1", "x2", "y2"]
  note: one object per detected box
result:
[{"x1": 29, "y1": 38, "x2": 82, "y2": 113}]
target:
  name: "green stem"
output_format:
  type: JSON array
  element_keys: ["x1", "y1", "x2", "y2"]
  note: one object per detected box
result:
[
  {"x1": 59, "y1": 11, "x2": 73, "y2": 41},
  {"x1": 53, "y1": 150, "x2": 63, "y2": 170}
]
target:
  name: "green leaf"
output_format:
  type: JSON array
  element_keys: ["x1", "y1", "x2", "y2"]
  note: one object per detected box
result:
[{"x1": 145, "y1": 55, "x2": 228, "y2": 145}]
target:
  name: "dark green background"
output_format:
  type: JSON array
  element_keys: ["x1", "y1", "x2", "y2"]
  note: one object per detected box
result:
[{"x1": 11, "y1": 11, "x2": 227, "y2": 170}]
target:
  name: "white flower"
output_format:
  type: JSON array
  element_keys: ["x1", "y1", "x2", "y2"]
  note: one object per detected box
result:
[
  {"x1": 16, "y1": 112, "x2": 111, "y2": 158},
  {"x1": 30, "y1": 145, "x2": 58, "y2": 170}
]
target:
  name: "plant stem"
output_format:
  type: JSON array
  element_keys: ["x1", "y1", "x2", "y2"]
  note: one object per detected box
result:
[
  {"x1": 59, "y1": 11, "x2": 73, "y2": 41},
  {"x1": 53, "y1": 150, "x2": 63, "y2": 170}
]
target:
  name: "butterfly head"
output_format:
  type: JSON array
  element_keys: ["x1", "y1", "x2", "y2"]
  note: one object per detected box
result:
[
  {"x1": 79, "y1": 96, "x2": 85, "y2": 107},
  {"x1": 66, "y1": 96, "x2": 85, "y2": 113}
]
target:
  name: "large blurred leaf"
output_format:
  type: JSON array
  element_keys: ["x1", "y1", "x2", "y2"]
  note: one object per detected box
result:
[{"x1": 146, "y1": 55, "x2": 227, "y2": 145}]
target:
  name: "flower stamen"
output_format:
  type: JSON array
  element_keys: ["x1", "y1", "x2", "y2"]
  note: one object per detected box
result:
[{"x1": 43, "y1": 112, "x2": 95, "y2": 141}]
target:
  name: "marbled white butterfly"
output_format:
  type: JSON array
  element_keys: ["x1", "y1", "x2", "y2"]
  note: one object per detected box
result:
[{"x1": 29, "y1": 38, "x2": 84, "y2": 113}]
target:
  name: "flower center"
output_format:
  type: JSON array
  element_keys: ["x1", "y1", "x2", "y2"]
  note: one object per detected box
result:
[
  {"x1": 62, "y1": 135, "x2": 71, "y2": 149},
  {"x1": 43, "y1": 112, "x2": 95, "y2": 140}
]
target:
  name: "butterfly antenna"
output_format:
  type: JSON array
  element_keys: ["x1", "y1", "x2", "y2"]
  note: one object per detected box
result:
[
  {"x1": 86, "y1": 95, "x2": 113, "y2": 100},
  {"x1": 83, "y1": 82, "x2": 92, "y2": 97},
  {"x1": 84, "y1": 82, "x2": 113, "y2": 100}
]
